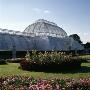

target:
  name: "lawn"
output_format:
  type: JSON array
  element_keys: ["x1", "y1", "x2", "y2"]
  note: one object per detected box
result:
[
  {"x1": 0, "y1": 62, "x2": 90, "y2": 79},
  {"x1": 78, "y1": 55, "x2": 90, "y2": 60}
]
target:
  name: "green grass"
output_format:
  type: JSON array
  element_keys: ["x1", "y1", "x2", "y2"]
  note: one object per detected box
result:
[
  {"x1": 0, "y1": 62, "x2": 90, "y2": 79},
  {"x1": 78, "y1": 55, "x2": 90, "y2": 60}
]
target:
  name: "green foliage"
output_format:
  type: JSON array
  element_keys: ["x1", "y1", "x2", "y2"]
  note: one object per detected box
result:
[
  {"x1": 25, "y1": 51, "x2": 31, "y2": 61},
  {"x1": 84, "y1": 42, "x2": 90, "y2": 49},
  {"x1": 69, "y1": 34, "x2": 82, "y2": 44},
  {"x1": 0, "y1": 59, "x2": 7, "y2": 65},
  {"x1": 25, "y1": 51, "x2": 83, "y2": 64},
  {"x1": 1, "y1": 76, "x2": 90, "y2": 90},
  {"x1": 20, "y1": 51, "x2": 85, "y2": 71},
  {"x1": 0, "y1": 62, "x2": 90, "y2": 78}
]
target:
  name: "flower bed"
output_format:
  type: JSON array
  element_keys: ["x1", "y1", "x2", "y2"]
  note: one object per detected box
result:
[
  {"x1": 0, "y1": 76, "x2": 90, "y2": 90},
  {"x1": 20, "y1": 51, "x2": 85, "y2": 71}
]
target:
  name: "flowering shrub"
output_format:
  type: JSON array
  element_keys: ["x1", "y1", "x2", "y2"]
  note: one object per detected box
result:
[
  {"x1": 20, "y1": 51, "x2": 85, "y2": 71},
  {"x1": 0, "y1": 76, "x2": 90, "y2": 90}
]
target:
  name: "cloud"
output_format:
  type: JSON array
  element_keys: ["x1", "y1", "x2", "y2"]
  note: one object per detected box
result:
[
  {"x1": 78, "y1": 32, "x2": 90, "y2": 36},
  {"x1": 83, "y1": 32, "x2": 90, "y2": 36},
  {"x1": 43, "y1": 10, "x2": 51, "y2": 14},
  {"x1": 78, "y1": 32, "x2": 90, "y2": 43},
  {"x1": 32, "y1": 8, "x2": 51, "y2": 14},
  {"x1": 32, "y1": 8, "x2": 41, "y2": 13}
]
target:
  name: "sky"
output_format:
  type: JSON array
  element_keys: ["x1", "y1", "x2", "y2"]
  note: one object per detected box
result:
[{"x1": 0, "y1": 0, "x2": 90, "y2": 43}]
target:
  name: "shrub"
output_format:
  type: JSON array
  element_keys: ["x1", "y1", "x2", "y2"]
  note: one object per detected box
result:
[
  {"x1": 20, "y1": 51, "x2": 85, "y2": 71},
  {"x1": 0, "y1": 59, "x2": 7, "y2": 65},
  {"x1": 20, "y1": 59, "x2": 31, "y2": 70}
]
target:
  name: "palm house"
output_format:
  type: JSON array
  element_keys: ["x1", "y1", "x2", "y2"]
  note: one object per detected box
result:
[{"x1": 0, "y1": 19, "x2": 83, "y2": 51}]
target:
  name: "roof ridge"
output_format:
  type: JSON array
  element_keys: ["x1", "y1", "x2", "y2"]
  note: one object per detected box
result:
[{"x1": 35, "y1": 19, "x2": 57, "y2": 26}]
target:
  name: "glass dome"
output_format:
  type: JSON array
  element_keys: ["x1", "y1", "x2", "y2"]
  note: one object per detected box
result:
[{"x1": 24, "y1": 19, "x2": 67, "y2": 37}]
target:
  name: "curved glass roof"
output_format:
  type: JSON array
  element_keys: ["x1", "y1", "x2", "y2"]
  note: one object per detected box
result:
[{"x1": 24, "y1": 19, "x2": 67, "y2": 37}]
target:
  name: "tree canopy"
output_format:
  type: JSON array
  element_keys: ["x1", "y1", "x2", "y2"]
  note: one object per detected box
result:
[
  {"x1": 84, "y1": 42, "x2": 90, "y2": 49},
  {"x1": 69, "y1": 34, "x2": 82, "y2": 44}
]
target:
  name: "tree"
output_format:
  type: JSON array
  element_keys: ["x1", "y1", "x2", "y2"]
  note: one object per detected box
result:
[
  {"x1": 84, "y1": 42, "x2": 90, "y2": 49},
  {"x1": 69, "y1": 34, "x2": 82, "y2": 44}
]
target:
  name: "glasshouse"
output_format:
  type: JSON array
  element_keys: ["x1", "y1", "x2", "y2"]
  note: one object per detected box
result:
[{"x1": 0, "y1": 19, "x2": 83, "y2": 51}]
